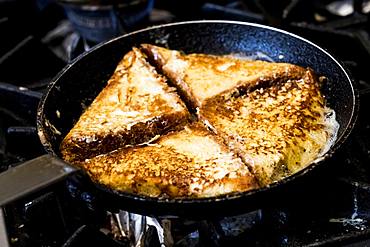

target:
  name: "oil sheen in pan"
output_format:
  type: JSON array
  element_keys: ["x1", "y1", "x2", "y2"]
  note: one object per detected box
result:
[
  {"x1": 227, "y1": 51, "x2": 275, "y2": 62},
  {"x1": 319, "y1": 108, "x2": 339, "y2": 156}
]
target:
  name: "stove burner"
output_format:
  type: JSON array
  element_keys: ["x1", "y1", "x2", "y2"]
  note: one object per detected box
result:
[
  {"x1": 1, "y1": 0, "x2": 370, "y2": 246},
  {"x1": 0, "y1": 83, "x2": 44, "y2": 171},
  {"x1": 60, "y1": 0, "x2": 154, "y2": 44}
]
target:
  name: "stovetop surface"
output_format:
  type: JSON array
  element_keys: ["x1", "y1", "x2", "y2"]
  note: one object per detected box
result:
[{"x1": 1, "y1": 1, "x2": 370, "y2": 246}]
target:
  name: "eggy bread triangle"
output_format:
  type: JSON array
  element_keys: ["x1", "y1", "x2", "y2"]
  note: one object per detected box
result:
[
  {"x1": 141, "y1": 44, "x2": 306, "y2": 110},
  {"x1": 60, "y1": 47, "x2": 190, "y2": 162}
]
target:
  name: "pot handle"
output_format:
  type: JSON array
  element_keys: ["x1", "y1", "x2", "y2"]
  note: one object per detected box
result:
[{"x1": 0, "y1": 154, "x2": 78, "y2": 206}]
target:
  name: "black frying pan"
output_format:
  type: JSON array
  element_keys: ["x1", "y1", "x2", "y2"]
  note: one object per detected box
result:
[{"x1": 0, "y1": 20, "x2": 358, "y2": 218}]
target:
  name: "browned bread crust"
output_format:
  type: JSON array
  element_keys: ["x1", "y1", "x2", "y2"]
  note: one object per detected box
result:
[
  {"x1": 141, "y1": 44, "x2": 306, "y2": 110},
  {"x1": 60, "y1": 48, "x2": 190, "y2": 163},
  {"x1": 81, "y1": 122, "x2": 259, "y2": 198},
  {"x1": 201, "y1": 69, "x2": 335, "y2": 185},
  {"x1": 60, "y1": 44, "x2": 337, "y2": 197}
]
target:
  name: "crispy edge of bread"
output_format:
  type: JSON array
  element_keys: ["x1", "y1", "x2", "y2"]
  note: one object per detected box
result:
[
  {"x1": 80, "y1": 122, "x2": 259, "y2": 198},
  {"x1": 60, "y1": 113, "x2": 189, "y2": 163},
  {"x1": 141, "y1": 44, "x2": 200, "y2": 110},
  {"x1": 60, "y1": 48, "x2": 190, "y2": 163}
]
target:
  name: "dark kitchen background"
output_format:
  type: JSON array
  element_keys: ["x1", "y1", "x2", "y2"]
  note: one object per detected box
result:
[{"x1": 1, "y1": 0, "x2": 370, "y2": 246}]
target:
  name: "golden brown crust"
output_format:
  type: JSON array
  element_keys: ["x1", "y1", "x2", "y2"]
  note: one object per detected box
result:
[
  {"x1": 201, "y1": 69, "x2": 334, "y2": 185},
  {"x1": 81, "y1": 123, "x2": 259, "y2": 198},
  {"x1": 141, "y1": 44, "x2": 306, "y2": 110},
  {"x1": 60, "y1": 48, "x2": 190, "y2": 162},
  {"x1": 60, "y1": 44, "x2": 337, "y2": 198}
]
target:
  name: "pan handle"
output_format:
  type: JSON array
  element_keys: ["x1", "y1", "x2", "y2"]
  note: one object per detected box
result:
[{"x1": 0, "y1": 154, "x2": 78, "y2": 206}]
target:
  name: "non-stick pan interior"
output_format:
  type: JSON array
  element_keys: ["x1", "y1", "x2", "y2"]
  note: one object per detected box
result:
[{"x1": 37, "y1": 21, "x2": 358, "y2": 216}]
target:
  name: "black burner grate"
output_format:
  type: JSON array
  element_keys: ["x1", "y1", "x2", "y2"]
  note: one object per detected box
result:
[{"x1": 1, "y1": 0, "x2": 370, "y2": 246}]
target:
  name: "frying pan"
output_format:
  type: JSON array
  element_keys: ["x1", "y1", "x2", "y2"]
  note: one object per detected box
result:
[{"x1": 0, "y1": 20, "x2": 358, "y2": 218}]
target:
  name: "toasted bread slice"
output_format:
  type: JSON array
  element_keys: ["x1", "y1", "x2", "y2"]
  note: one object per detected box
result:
[
  {"x1": 60, "y1": 48, "x2": 190, "y2": 163},
  {"x1": 201, "y1": 70, "x2": 339, "y2": 185},
  {"x1": 141, "y1": 44, "x2": 306, "y2": 109},
  {"x1": 81, "y1": 123, "x2": 259, "y2": 198}
]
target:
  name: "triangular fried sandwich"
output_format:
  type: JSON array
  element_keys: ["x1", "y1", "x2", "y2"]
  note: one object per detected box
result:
[
  {"x1": 60, "y1": 48, "x2": 190, "y2": 162},
  {"x1": 201, "y1": 69, "x2": 338, "y2": 185},
  {"x1": 82, "y1": 123, "x2": 259, "y2": 198},
  {"x1": 141, "y1": 44, "x2": 306, "y2": 110}
]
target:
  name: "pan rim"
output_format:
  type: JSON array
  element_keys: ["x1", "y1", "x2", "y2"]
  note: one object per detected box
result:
[
  {"x1": 39, "y1": 20, "x2": 357, "y2": 145},
  {"x1": 37, "y1": 20, "x2": 359, "y2": 207}
]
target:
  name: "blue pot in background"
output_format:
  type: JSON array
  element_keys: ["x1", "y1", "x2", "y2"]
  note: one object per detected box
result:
[{"x1": 61, "y1": 0, "x2": 154, "y2": 43}]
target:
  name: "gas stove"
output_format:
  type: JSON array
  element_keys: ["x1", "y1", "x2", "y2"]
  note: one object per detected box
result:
[{"x1": 1, "y1": 1, "x2": 370, "y2": 246}]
